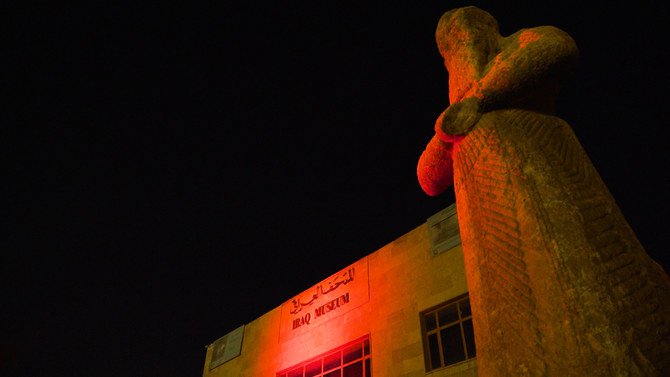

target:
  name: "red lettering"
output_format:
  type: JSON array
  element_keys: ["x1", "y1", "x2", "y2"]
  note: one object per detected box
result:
[
  {"x1": 314, "y1": 293, "x2": 350, "y2": 318},
  {"x1": 292, "y1": 313, "x2": 311, "y2": 330}
]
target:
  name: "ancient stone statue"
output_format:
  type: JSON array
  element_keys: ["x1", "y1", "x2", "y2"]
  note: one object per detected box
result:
[{"x1": 417, "y1": 7, "x2": 669, "y2": 376}]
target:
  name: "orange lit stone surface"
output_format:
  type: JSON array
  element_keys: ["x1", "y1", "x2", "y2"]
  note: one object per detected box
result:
[
  {"x1": 418, "y1": 6, "x2": 670, "y2": 376},
  {"x1": 203, "y1": 221, "x2": 475, "y2": 376}
]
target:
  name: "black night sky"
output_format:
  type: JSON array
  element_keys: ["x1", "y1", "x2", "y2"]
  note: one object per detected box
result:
[{"x1": 4, "y1": 1, "x2": 669, "y2": 376}]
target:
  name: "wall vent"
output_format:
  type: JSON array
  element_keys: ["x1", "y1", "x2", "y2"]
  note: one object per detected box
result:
[{"x1": 427, "y1": 203, "x2": 461, "y2": 256}]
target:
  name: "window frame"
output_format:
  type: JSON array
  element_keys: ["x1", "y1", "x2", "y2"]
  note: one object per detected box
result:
[
  {"x1": 419, "y1": 294, "x2": 476, "y2": 372},
  {"x1": 276, "y1": 334, "x2": 371, "y2": 377}
]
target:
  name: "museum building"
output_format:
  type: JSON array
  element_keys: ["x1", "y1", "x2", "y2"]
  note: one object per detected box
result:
[{"x1": 202, "y1": 203, "x2": 478, "y2": 377}]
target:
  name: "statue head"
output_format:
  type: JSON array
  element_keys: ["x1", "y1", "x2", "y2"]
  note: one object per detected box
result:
[{"x1": 435, "y1": 7, "x2": 502, "y2": 104}]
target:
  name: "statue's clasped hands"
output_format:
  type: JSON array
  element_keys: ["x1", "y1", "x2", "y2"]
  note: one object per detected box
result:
[{"x1": 435, "y1": 97, "x2": 482, "y2": 142}]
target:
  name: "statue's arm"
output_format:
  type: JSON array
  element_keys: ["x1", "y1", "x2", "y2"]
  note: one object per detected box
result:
[
  {"x1": 439, "y1": 26, "x2": 578, "y2": 137},
  {"x1": 466, "y1": 26, "x2": 579, "y2": 111}
]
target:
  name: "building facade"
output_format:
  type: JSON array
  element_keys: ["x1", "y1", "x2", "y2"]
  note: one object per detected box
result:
[{"x1": 202, "y1": 204, "x2": 477, "y2": 377}]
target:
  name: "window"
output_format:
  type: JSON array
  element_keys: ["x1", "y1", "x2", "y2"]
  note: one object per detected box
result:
[
  {"x1": 277, "y1": 335, "x2": 371, "y2": 377},
  {"x1": 420, "y1": 294, "x2": 476, "y2": 371},
  {"x1": 427, "y1": 203, "x2": 461, "y2": 256}
]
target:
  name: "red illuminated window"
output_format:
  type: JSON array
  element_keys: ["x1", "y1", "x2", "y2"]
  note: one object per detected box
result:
[
  {"x1": 420, "y1": 294, "x2": 476, "y2": 371},
  {"x1": 277, "y1": 335, "x2": 371, "y2": 377}
]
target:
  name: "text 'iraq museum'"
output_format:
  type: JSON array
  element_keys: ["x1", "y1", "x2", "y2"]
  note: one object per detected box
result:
[{"x1": 203, "y1": 6, "x2": 669, "y2": 377}]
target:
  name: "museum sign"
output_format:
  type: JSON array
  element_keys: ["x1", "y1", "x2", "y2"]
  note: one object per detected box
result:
[{"x1": 279, "y1": 257, "x2": 369, "y2": 342}]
